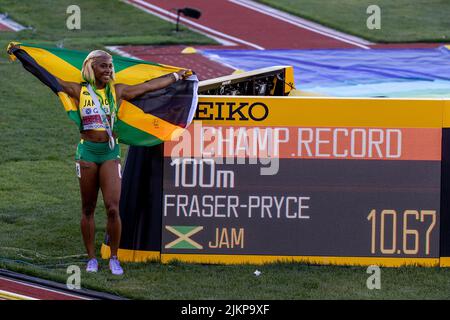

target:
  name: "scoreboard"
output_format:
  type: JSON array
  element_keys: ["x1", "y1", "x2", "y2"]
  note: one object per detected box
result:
[
  {"x1": 160, "y1": 96, "x2": 446, "y2": 267},
  {"x1": 103, "y1": 71, "x2": 450, "y2": 267}
]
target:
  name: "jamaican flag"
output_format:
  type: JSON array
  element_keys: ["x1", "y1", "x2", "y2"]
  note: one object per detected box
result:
[{"x1": 7, "y1": 42, "x2": 198, "y2": 146}]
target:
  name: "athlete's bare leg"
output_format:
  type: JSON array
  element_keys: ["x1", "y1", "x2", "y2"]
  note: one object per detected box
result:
[
  {"x1": 99, "y1": 159, "x2": 122, "y2": 257},
  {"x1": 77, "y1": 160, "x2": 100, "y2": 259}
]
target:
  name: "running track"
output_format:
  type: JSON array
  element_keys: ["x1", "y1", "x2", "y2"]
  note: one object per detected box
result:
[
  {"x1": 0, "y1": 14, "x2": 26, "y2": 32},
  {"x1": 117, "y1": 0, "x2": 440, "y2": 80},
  {"x1": 124, "y1": 0, "x2": 439, "y2": 50},
  {"x1": 0, "y1": 275, "x2": 89, "y2": 300},
  {"x1": 0, "y1": 270, "x2": 125, "y2": 300},
  {"x1": 125, "y1": 0, "x2": 369, "y2": 49},
  {"x1": 0, "y1": 23, "x2": 11, "y2": 31}
]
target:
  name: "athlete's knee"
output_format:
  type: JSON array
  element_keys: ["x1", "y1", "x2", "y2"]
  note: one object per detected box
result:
[
  {"x1": 82, "y1": 204, "x2": 96, "y2": 218},
  {"x1": 105, "y1": 202, "x2": 120, "y2": 219}
]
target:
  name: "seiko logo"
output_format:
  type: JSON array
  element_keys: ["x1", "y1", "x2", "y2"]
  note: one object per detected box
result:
[{"x1": 194, "y1": 102, "x2": 269, "y2": 121}]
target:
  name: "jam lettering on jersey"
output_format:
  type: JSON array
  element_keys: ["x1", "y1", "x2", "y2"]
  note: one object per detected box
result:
[{"x1": 80, "y1": 94, "x2": 111, "y2": 131}]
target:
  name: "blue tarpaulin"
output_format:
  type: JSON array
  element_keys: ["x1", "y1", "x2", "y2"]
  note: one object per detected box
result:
[{"x1": 202, "y1": 47, "x2": 450, "y2": 97}]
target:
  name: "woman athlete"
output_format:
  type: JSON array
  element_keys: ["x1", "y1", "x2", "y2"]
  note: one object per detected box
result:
[
  {"x1": 11, "y1": 45, "x2": 190, "y2": 275},
  {"x1": 71, "y1": 50, "x2": 189, "y2": 275},
  {"x1": 74, "y1": 50, "x2": 189, "y2": 275}
]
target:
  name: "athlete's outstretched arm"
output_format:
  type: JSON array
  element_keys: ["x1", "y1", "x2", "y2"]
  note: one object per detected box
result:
[
  {"x1": 8, "y1": 43, "x2": 81, "y2": 100},
  {"x1": 115, "y1": 69, "x2": 191, "y2": 101},
  {"x1": 55, "y1": 77, "x2": 81, "y2": 100}
]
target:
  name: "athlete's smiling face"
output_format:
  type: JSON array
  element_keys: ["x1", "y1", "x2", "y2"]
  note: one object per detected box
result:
[{"x1": 93, "y1": 56, "x2": 113, "y2": 85}]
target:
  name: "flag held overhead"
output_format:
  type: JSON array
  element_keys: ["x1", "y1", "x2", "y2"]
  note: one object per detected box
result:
[{"x1": 7, "y1": 42, "x2": 198, "y2": 147}]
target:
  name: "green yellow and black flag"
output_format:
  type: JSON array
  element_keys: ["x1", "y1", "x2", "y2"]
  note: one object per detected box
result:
[{"x1": 7, "y1": 42, "x2": 198, "y2": 146}]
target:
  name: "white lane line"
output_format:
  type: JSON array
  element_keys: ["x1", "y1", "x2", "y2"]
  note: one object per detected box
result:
[
  {"x1": 200, "y1": 52, "x2": 239, "y2": 71},
  {"x1": 229, "y1": 0, "x2": 372, "y2": 49},
  {"x1": 106, "y1": 46, "x2": 142, "y2": 60},
  {"x1": 125, "y1": 0, "x2": 265, "y2": 50},
  {"x1": 231, "y1": 0, "x2": 373, "y2": 45},
  {"x1": 0, "y1": 289, "x2": 38, "y2": 300},
  {"x1": 0, "y1": 14, "x2": 27, "y2": 31},
  {"x1": 0, "y1": 277, "x2": 91, "y2": 300}
]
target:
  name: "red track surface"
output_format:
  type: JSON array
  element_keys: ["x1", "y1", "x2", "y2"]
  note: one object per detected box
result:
[
  {"x1": 0, "y1": 23, "x2": 12, "y2": 31},
  {"x1": 119, "y1": 0, "x2": 445, "y2": 80},
  {"x1": 0, "y1": 276, "x2": 89, "y2": 300},
  {"x1": 129, "y1": 0, "x2": 359, "y2": 49},
  {"x1": 128, "y1": 0, "x2": 444, "y2": 50},
  {"x1": 114, "y1": 45, "x2": 235, "y2": 80}
]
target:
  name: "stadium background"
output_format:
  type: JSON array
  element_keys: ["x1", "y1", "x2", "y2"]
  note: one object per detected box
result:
[{"x1": 1, "y1": 0, "x2": 450, "y2": 299}]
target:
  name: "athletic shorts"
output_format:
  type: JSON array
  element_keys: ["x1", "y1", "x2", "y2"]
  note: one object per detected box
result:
[{"x1": 75, "y1": 139, "x2": 121, "y2": 165}]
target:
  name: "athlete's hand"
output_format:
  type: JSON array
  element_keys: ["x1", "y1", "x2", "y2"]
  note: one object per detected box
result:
[
  {"x1": 7, "y1": 43, "x2": 20, "y2": 55},
  {"x1": 176, "y1": 69, "x2": 192, "y2": 80}
]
